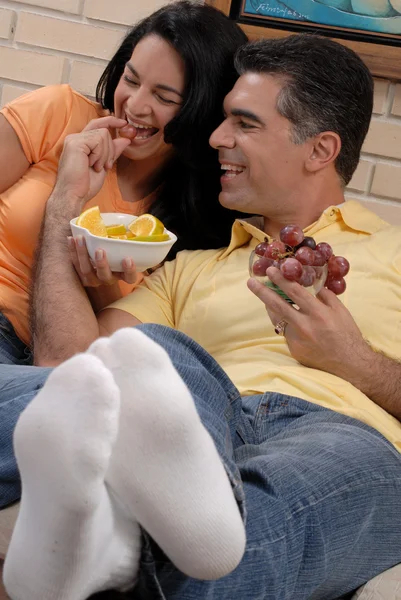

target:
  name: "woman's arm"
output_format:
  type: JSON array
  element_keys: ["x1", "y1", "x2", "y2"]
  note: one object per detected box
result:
[{"x1": 0, "y1": 114, "x2": 30, "y2": 193}]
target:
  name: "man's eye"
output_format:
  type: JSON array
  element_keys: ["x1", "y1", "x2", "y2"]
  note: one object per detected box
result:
[{"x1": 240, "y1": 121, "x2": 254, "y2": 130}]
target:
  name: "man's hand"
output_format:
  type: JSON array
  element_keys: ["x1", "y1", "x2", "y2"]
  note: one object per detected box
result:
[
  {"x1": 248, "y1": 266, "x2": 401, "y2": 420},
  {"x1": 247, "y1": 266, "x2": 370, "y2": 378},
  {"x1": 52, "y1": 116, "x2": 135, "y2": 213}
]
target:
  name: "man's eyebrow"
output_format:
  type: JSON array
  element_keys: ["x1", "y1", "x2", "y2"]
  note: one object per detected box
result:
[
  {"x1": 230, "y1": 108, "x2": 265, "y2": 126},
  {"x1": 126, "y1": 63, "x2": 183, "y2": 98}
]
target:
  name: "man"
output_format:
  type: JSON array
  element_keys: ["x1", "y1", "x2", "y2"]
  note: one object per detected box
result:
[{"x1": 3, "y1": 34, "x2": 401, "y2": 600}]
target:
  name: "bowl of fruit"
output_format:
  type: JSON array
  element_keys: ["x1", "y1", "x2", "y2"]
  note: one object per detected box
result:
[
  {"x1": 70, "y1": 207, "x2": 177, "y2": 272},
  {"x1": 249, "y1": 224, "x2": 349, "y2": 301}
]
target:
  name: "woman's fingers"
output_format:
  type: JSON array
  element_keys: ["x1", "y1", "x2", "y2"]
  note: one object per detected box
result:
[
  {"x1": 69, "y1": 236, "x2": 138, "y2": 288},
  {"x1": 83, "y1": 116, "x2": 127, "y2": 132},
  {"x1": 121, "y1": 257, "x2": 138, "y2": 285},
  {"x1": 93, "y1": 249, "x2": 116, "y2": 284}
]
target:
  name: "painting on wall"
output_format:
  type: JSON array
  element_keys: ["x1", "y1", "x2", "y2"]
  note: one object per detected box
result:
[{"x1": 241, "y1": 1, "x2": 401, "y2": 40}]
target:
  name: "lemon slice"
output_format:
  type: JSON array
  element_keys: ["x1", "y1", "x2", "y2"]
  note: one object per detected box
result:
[
  {"x1": 109, "y1": 234, "x2": 129, "y2": 240},
  {"x1": 132, "y1": 234, "x2": 170, "y2": 242},
  {"x1": 128, "y1": 214, "x2": 164, "y2": 237},
  {"x1": 76, "y1": 206, "x2": 107, "y2": 237},
  {"x1": 106, "y1": 224, "x2": 127, "y2": 236}
]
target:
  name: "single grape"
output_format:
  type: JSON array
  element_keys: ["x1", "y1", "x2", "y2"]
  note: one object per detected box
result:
[
  {"x1": 327, "y1": 255, "x2": 350, "y2": 278},
  {"x1": 315, "y1": 242, "x2": 333, "y2": 263},
  {"x1": 325, "y1": 276, "x2": 346, "y2": 295},
  {"x1": 255, "y1": 242, "x2": 269, "y2": 257},
  {"x1": 252, "y1": 257, "x2": 274, "y2": 276},
  {"x1": 296, "y1": 236, "x2": 316, "y2": 250},
  {"x1": 298, "y1": 265, "x2": 317, "y2": 287},
  {"x1": 313, "y1": 251, "x2": 326, "y2": 267},
  {"x1": 264, "y1": 240, "x2": 286, "y2": 259},
  {"x1": 279, "y1": 225, "x2": 304, "y2": 247},
  {"x1": 280, "y1": 257, "x2": 303, "y2": 282},
  {"x1": 294, "y1": 246, "x2": 315, "y2": 266}
]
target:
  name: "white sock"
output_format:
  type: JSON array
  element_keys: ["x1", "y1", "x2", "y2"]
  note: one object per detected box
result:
[
  {"x1": 89, "y1": 328, "x2": 246, "y2": 580},
  {"x1": 4, "y1": 354, "x2": 141, "y2": 600}
]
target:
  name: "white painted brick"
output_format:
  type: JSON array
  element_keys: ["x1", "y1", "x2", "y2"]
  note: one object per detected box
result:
[
  {"x1": 347, "y1": 159, "x2": 372, "y2": 193},
  {"x1": 362, "y1": 119, "x2": 401, "y2": 161},
  {"x1": 15, "y1": 13, "x2": 124, "y2": 60},
  {"x1": 0, "y1": 46, "x2": 65, "y2": 86},
  {"x1": 371, "y1": 162, "x2": 401, "y2": 201},
  {"x1": 84, "y1": 0, "x2": 177, "y2": 25},
  {"x1": 373, "y1": 79, "x2": 389, "y2": 115},
  {"x1": 0, "y1": 84, "x2": 34, "y2": 108},
  {"x1": 0, "y1": 9, "x2": 14, "y2": 40},
  {"x1": 9, "y1": 0, "x2": 80, "y2": 13},
  {"x1": 70, "y1": 60, "x2": 106, "y2": 97}
]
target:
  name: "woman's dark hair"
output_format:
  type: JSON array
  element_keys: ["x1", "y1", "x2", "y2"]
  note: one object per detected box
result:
[
  {"x1": 234, "y1": 34, "x2": 373, "y2": 186},
  {"x1": 96, "y1": 0, "x2": 248, "y2": 256}
]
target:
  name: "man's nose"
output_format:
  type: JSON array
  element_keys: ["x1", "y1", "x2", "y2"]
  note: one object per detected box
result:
[{"x1": 209, "y1": 121, "x2": 235, "y2": 150}]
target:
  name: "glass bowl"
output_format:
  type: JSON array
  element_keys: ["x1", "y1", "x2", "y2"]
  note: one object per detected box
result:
[{"x1": 249, "y1": 249, "x2": 328, "y2": 303}]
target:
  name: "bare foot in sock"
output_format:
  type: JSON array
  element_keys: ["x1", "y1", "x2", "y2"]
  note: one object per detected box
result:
[
  {"x1": 89, "y1": 328, "x2": 246, "y2": 580},
  {"x1": 4, "y1": 354, "x2": 141, "y2": 600}
]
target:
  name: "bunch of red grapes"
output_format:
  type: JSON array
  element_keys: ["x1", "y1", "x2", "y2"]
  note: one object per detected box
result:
[{"x1": 252, "y1": 225, "x2": 349, "y2": 295}]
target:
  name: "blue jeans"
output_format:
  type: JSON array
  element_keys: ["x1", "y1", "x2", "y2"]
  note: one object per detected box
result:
[
  {"x1": 0, "y1": 312, "x2": 51, "y2": 506},
  {"x1": 2, "y1": 322, "x2": 401, "y2": 599}
]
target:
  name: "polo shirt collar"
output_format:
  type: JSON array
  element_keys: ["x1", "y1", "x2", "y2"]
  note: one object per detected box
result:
[{"x1": 219, "y1": 200, "x2": 388, "y2": 260}]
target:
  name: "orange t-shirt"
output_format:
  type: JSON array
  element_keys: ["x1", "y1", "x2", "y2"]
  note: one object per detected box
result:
[{"x1": 0, "y1": 84, "x2": 145, "y2": 345}]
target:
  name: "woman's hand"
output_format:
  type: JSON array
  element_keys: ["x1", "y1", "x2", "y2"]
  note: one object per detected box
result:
[
  {"x1": 51, "y1": 116, "x2": 137, "y2": 215},
  {"x1": 68, "y1": 235, "x2": 138, "y2": 288}
]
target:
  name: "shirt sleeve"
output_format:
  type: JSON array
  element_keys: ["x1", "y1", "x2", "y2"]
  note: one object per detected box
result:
[
  {"x1": 0, "y1": 84, "x2": 75, "y2": 163},
  {"x1": 108, "y1": 258, "x2": 177, "y2": 328}
]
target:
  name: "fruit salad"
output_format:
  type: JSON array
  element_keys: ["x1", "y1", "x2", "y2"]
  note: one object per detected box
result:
[{"x1": 76, "y1": 207, "x2": 169, "y2": 242}]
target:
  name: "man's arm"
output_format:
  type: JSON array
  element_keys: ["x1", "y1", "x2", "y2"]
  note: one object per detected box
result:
[
  {"x1": 248, "y1": 268, "x2": 401, "y2": 421},
  {"x1": 31, "y1": 118, "x2": 134, "y2": 366},
  {"x1": 31, "y1": 194, "x2": 101, "y2": 366}
]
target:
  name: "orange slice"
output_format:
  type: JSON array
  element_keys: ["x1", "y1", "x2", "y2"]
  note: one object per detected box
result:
[
  {"x1": 128, "y1": 214, "x2": 164, "y2": 237},
  {"x1": 106, "y1": 224, "x2": 127, "y2": 236},
  {"x1": 131, "y1": 234, "x2": 170, "y2": 242},
  {"x1": 77, "y1": 206, "x2": 107, "y2": 237}
]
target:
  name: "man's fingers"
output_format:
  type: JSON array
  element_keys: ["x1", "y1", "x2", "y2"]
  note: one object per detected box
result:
[
  {"x1": 316, "y1": 285, "x2": 341, "y2": 308},
  {"x1": 83, "y1": 116, "x2": 127, "y2": 132},
  {"x1": 265, "y1": 267, "x2": 321, "y2": 314},
  {"x1": 247, "y1": 277, "x2": 298, "y2": 322}
]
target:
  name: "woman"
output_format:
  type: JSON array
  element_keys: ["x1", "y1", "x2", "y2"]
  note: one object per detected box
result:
[{"x1": 0, "y1": 0, "x2": 247, "y2": 363}]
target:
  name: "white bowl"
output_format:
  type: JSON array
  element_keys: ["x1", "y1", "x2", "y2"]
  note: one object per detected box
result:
[{"x1": 70, "y1": 213, "x2": 177, "y2": 272}]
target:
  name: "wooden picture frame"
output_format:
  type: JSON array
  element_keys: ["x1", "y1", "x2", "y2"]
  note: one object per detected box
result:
[{"x1": 206, "y1": 0, "x2": 401, "y2": 80}]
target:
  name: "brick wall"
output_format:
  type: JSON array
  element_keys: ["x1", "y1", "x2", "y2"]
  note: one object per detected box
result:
[{"x1": 0, "y1": 0, "x2": 401, "y2": 219}]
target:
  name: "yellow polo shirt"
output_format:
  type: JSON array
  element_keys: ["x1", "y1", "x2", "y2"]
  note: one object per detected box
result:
[{"x1": 111, "y1": 201, "x2": 401, "y2": 451}]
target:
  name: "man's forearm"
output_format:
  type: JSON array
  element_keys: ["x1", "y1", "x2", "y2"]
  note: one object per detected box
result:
[
  {"x1": 31, "y1": 193, "x2": 101, "y2": 365},
  {"x1": 332, "y1": 343, "x2": 401, "y2": 421}
]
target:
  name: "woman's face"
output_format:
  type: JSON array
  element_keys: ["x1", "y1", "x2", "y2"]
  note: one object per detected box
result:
[{"x1": 114, "y1": 34, "x2": 185, "y2": 164}]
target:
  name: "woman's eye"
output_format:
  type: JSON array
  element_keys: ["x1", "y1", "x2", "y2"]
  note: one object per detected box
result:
[
  {"x1": 123, "y1": 76, "x2": 139, "y2": 86},
  {"x1": 156, "y1": 94, "x2": 176, "y2": 105}
]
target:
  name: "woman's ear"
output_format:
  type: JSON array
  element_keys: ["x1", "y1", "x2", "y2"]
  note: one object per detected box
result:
[{"x1": 305, "y1": 131, "x2": 342, "y2": 174}]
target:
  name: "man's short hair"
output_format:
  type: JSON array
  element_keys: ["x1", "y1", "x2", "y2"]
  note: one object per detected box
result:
[{"x1": 234, "y1": 34, "x2": 374, "y2": 186}]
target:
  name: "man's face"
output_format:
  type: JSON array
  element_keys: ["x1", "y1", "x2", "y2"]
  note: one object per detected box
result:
[{"x1": 209, "y1": 73, "x2": 312, "y2": 218}]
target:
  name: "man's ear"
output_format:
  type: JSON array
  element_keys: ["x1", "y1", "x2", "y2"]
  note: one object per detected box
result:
[{"x1": 305, "y1": 131, "x2": 342, "y2": 174}]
